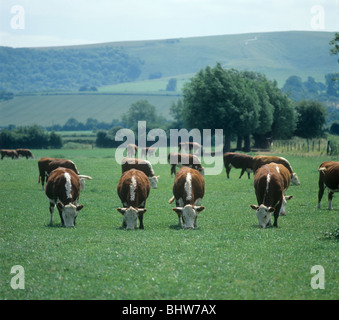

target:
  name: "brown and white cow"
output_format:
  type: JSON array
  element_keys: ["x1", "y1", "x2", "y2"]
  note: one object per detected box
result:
[
  {"x1": 121, "y1": 157, "x2": 160, "y2": 189},
  {"x1": 38, "y1": 157, "x2": 80, "y2": 190},
  {"x1": 178, "y1": 142, "x2": 203, "y2": 154},
  {"x1": 45, "y1": 168, "x2": 92, "y2": 227},
  {"x1": 117, "y1": 169, "x2": 151, "y2": 230},
  {"x1": 141, "y1": 147, "x2": 156, "y2": 159},
  {"x1": 168, "y1": 152, "x2": 205, "y2": 178},
  {"x1": 252, "y1": 155, "x2": 300, "y2": 186},
  {"x1": 223, "y1": 152, "x2": 254, "y2": 179},
  {"x1": 169, "y1": 167, "x2": 205, "y2": 229},
  {"x1": 126, "y1": 144, "x2": 138, "y2": 158},
  {"x1": 1, "y1": 149, "x2": 18, "y2": 160},
  {"x1": 16, "y1": 148, "x2": 34, "y2": 159},
  {"x1": 317, "y1": 161, "x2": 339, "y2": 210},
  {"x1": 250, "y1": 163, "x2": 293, "y2": 228}
]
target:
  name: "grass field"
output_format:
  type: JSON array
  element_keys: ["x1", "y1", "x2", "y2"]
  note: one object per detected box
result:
[{"x1": 0, "y1": 149, "x2": 338, "y2": 300}]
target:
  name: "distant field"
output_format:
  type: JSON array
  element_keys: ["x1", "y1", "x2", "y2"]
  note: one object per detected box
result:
[
  {"x1": 0, "y1": 93, "x2": 181, "y2": 127},
  {"x1": 0, "y1": 149, "x2": 338, "y2": 300}
]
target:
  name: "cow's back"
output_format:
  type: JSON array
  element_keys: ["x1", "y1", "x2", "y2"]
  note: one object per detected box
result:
[{"x1": 253, "y1": 155, "x2": 293, "y2": 174}]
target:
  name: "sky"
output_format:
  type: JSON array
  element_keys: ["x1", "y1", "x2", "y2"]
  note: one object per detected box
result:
[{"x1": 0, "y1": 0, "x2": 339, "y2": 48}]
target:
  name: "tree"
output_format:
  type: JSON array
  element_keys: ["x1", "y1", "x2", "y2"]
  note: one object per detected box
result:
[
  {"x1": 295, "y1": 100, "x2": 326, "y2": 138},
  {"x1": 329, "y1": 32, "x2": 339, "y2": 63}
]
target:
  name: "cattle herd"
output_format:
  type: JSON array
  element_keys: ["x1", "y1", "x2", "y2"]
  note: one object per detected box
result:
[{"x1": 1, "y1": 143, "x2": 338, "y2": 230}]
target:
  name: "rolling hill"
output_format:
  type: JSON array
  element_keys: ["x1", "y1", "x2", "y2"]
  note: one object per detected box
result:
[{"x1": 0, "y1": 31, "x2": 338, "y2": 127}]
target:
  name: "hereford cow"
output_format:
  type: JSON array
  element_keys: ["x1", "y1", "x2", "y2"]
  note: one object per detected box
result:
[
  {"x1": 169, "y1": 167, "x2": 205, "y2": 229},
  {"x1": 179, "y1": 142, "x2": 203, "y2": 154},
  {"x1": 45, "y1": 168, "x2": 92, "y2": 227},
  {"x1": 317, "y1": 161, "x2": 339, "y2": 210},
  {"x1": 126, "y1": 144, "x2": 138, "y2": 158},
  {"x1": 223, "y1": 152, "x2": 254, "y2": 179},
  {"x1": 117, "y1": 169, "x2": 151, "y2": 230},
  {"x1": 38, "y1": 157, "x2": 80, "y2": 190},
  {"x1": 141, "y1": 147, "x2": 156, "y2": 159},
  {"x1": 250, "y1": 163, "x2": 293, "y2": 228},
  {"x1": 252, "y1": 155, "x2": 300, "y2": 186},
  {"x1": 168, "y1": 152, "x2": 205, "y2": 177},
  {"x1": 1, "y1": 149, "x2": 18, "y2": 160},
  {"x1": 121, "y1": 157, "x2": 160, "y2": 189},
  {"x1": 16, "y1": 148, "x2": 34, "y2": 159}
]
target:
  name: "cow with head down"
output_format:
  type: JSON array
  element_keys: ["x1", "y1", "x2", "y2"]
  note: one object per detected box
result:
[
  {"x1": 317, "y1": 161, "x2": 339, "y2": 210},
  {"x1": 169, "y1": 167, "x2": 205, "y2": 229},
  {"x1": 117, "y1": 169, "x2": 150, "y2": 230},
  {"x1": 250, "y1": 163, "x2": 293, "y2": 228},
  {"x1": 45, "y1": 168, "x2": 92, "y2": 228}
]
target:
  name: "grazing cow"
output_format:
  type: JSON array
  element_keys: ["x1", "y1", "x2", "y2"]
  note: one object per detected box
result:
[
  {"x1": 38, "y1": 157, "x2": 80, "y2": 190},
  {"x1": 141, "y1": 147, "x2": 156, "y2": 158},
  {"x1": 121, "y1": 157, "x2": 160, "y2": 189},
  {"x1": 252, "y1": 155, "x2": 300, "y2": 186},
  {"x1": 16, "y1": 148, "x2": 34, "y2": 159},
  {"x1": 169, "y1": 167, "x2": 205, "y2": 229},
  {"x1": 45, "y1": 168, "x2": 92, "y2": 227},
  {"x1": 126, "y1": 144, "x2": 138, "y2": 158},
  {"x1": 168, "y1": 152, "x2": 205, "y2": 177},
  {"x1": 117, "y1": 169, "x2": 150, "y2": 230},
  {"x1": 1, "y1": 149, "x2": 18, "y2": 160},
  {"x1": 250, "y1": 163, "x2": 293, "y2": 228},
  {"x1": 317, "y1": 161, "x2": 339, "y2": 210},
  {"x1": 179, "y1": 142, "x2": 203, "y2": 154},
  {"x1": 223, "y1": 152, "x2": 254, "y2": 179}
]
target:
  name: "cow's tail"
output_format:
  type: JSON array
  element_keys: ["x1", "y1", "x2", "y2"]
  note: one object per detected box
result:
[{"x1": 168, "y1": 196, "x2": 175, "y2": 204}]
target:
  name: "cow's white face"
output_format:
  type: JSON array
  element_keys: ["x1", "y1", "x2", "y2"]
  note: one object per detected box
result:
[
  {"x1": 291, "y1": 173, "x2": 300, "y2": 185},
  {"x1": 173, "y1": 205, "x2": 205, "y2": 229},
  {"x1": 279, "y1": 195, "x2": 293, "y2": 216},
  {"x1": 57, "y1": 203, "x2": 83, "y2": 227},
  {"x1": 117, "y1": 207, "x2": 146, "y2": 230},
  {"x1": 250, "y1": 204, "x2": 275, "y2": 228},
  {"x1": 149, "y1": 176, "x2": 160, "y2": 189}
]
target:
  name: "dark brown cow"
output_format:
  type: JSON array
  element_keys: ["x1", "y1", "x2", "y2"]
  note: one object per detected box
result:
[
  {"x1": 38, "y1": 157, "x2": 80, "y2": 190},
  {"x1": 223, "y1": 152, "x2": 254, "y2": 179},
  {"x1": 252, "y1": 155, "x2": 300, "y2": 186},
  {"x1": 16, "y1": 148, "x2": 34, "y2": 159},
  {"x1": 45, "y1": 168, "x2": 91, "y2": 227},
  {"x1": 121, "y1": 157, "x2": 159, "y2": 189},
  {"x1": 250, "y1": 163, "x2": 293, "y2": 228},
  {"x1": 169, "y1": 167, "x2": 205, "y2": 229},
  {"x1": 117, "y1": 169, "x2": 151, "y2": 230},
  {"x1": 168, "y1": 152, "x2": 205, "y2": 177},
  {"x1": 178, "y1": 142, "x2": 203, "y2": 154},
  {"x1": 317, "y1": 161, "x2": 339, "y2": 210},
  {"x1": 1, "y1": 149, "x2": 18, "y2": 160}
]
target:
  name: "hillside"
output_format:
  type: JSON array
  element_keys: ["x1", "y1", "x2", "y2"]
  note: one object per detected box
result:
[{"x1": 0, "y1": 31, "x2": 338, "y2": 127}]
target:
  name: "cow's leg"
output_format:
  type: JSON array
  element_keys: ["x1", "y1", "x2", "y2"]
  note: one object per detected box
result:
[
  {"x1": 273, "y1": 212, "x2": 279, "y2": 228},
  {"x1": 226, "y1": 165, "x2": 231, "y2": 179},
  {"x1": 138, "y1": 214, "x2": 144, "y2": 229},
  {"x1": 239, "y1": 168, "x2": 246, "y2": 179},
  {"x1": 57, "y1": 206, "x2": 65, "y2": 227},
  {"x1": 317, "y1": 180, "x2": 325, "y2": 209},
  {"x1": 328, "y1": 191, "x2": 334, "y2": 210},
  {"x1": 49, "y1": 201, "x2": 55, "y2": 226}
]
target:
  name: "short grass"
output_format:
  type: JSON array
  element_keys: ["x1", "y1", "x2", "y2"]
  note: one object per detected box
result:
[{"x1": 0, "y1": 149, "x2": 338, "y2": 300}]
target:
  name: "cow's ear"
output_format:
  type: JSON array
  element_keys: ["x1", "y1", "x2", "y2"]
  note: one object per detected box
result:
[
  {"x1": 138, "y1": 208, "x2": 147, "y2": 215},
  {"x1": 268, "y1": 207, "x2": 275, "y2": 213},
  {"x1": 57, "y1": 202, "x2": 64, "y2": 211},
  {"x1": 194, "y1": 206, "x2": 205, "y2": 213},
  {"x1": 117, "y1": 208, "x2": 126, "y2": 215},
  {"x1": 76, "y1": 205, "x2": 84, "y2": 212},
  {"x1": 172, "y1": 207, "x2": 183, "y2": 215},
  {"x1": 250, "y1": 205, "x2": 259, "y2": 211},
  {"x1": 285, "y1": 195, "x2": 293, "y2": 201}
]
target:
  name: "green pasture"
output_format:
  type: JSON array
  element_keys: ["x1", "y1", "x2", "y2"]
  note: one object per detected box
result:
[{"x1": 0, "y1": 149, "x2": 338, "y2": 300}]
